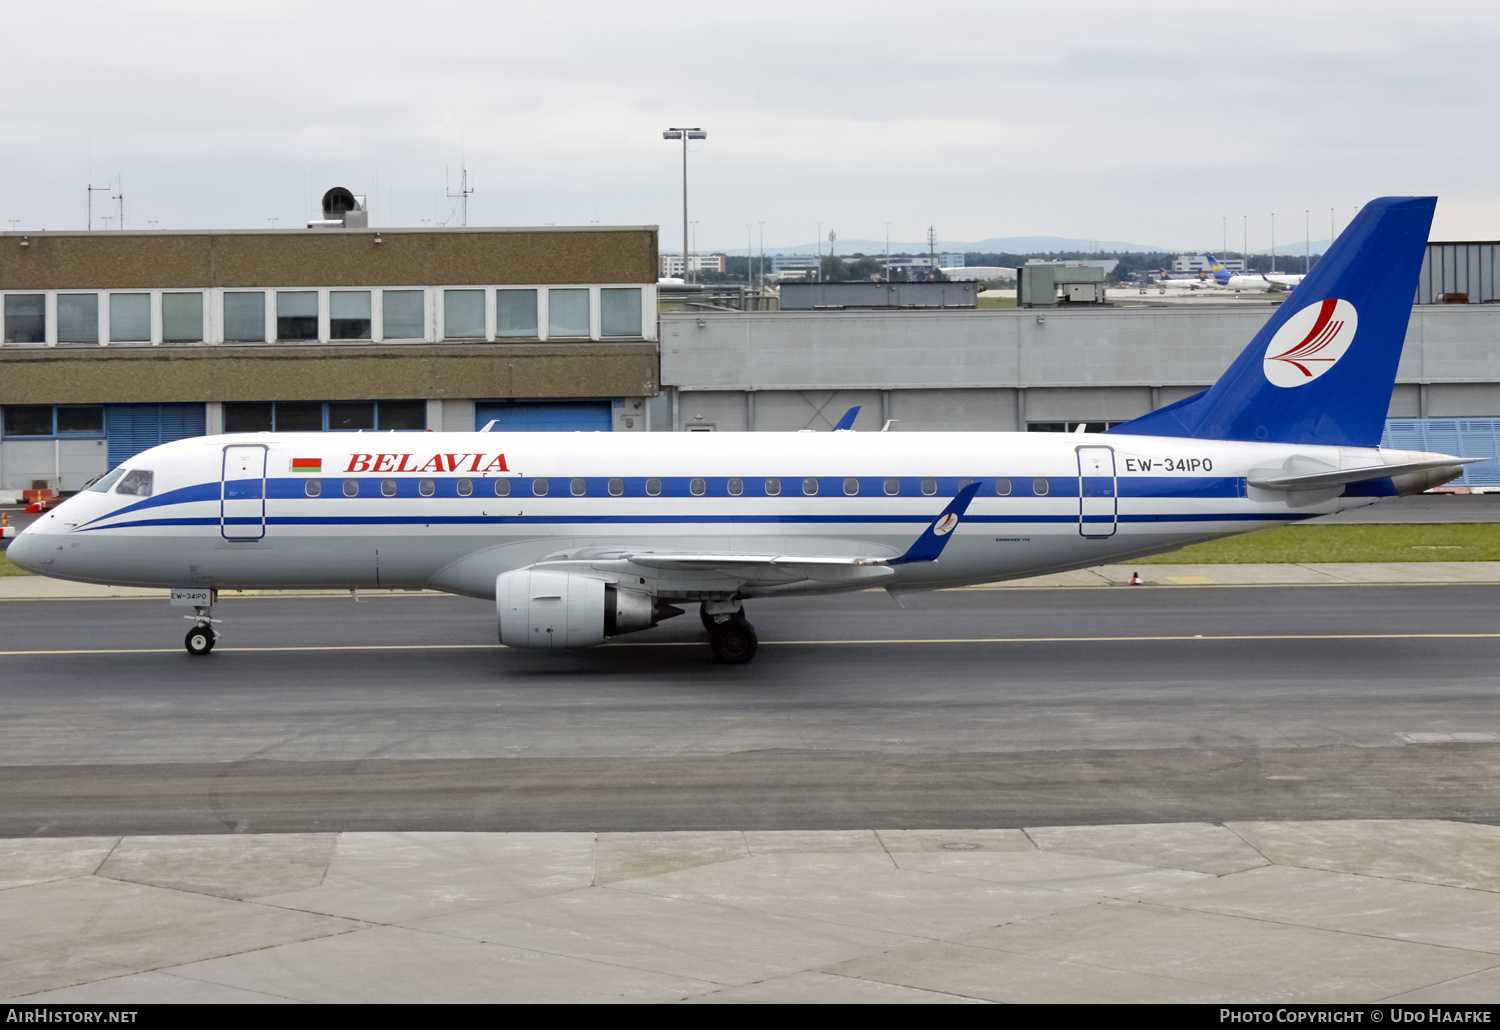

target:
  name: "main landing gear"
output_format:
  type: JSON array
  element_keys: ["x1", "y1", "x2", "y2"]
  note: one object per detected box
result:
[
  {"x1": 700, "y1": 601, "x2": 758, "y2": 665},
  {"x1": 184, "y1": 602, "x2": 221, "y2": 656}
]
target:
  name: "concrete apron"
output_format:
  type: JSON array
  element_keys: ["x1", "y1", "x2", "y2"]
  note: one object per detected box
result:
[{"x1": 3, "y1": 820, "x2": 1500, "y2": 1003}]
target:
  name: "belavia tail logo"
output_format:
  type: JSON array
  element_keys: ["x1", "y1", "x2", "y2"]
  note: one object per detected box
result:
[
  {"x1": 933, "y1": 512, "x2": 959, "y2": 537},
  {"x1": 1262, "y1": 298, "x2": 1358, "y2": 388}
]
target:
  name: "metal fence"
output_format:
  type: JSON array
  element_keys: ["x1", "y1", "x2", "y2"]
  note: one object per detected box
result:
[{"x1": 1382, "y1": 418, "x2": 1500, "y2": 487}]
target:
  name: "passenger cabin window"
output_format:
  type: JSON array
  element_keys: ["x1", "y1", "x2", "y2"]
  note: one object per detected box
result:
[
  {"x1": 1033, "y1": 478, "x2": 1049, "y2": 497},
  {"x1": 457, "y1": 479, "x2": 473, "y2": 497},
  {"x1": 305, "y1": 479, "x2": 322, "y2": 497},
  {"x1": 494, "y1": 479, "x2": 511, "y2": 497},
  {"x1": 571, "y1": 478, "x2": 586, "y2": 496},
  {"x1": 115, "y1": 469, "x2": 153, "y2": 497},
  {"x1": 646, "y1": 478, "x2": 661, "y2": 496},
  {"x1": 884, "y1": 478, "x2": 899, "y2": 496},
  {"x1": 802, "y1": 477, "x2": 818, "y2": 496},
  {"x1": 921, "y1": 478, "x2": 937, "y2": 496},
  {"x1": 419, "y1": 479, "x2": 436, "y2": 497},
  {"x1": 765, "y1": 477, "x2": 781, "y2": 496},
  {"x1": 843, "y1": 478, "x2": 859, "y2": 496},
  {"x1": 381, "y1": 479, "x2": 397, "y2": 497},
  {"x1": 533, "y1": 479, "x2": 548, "y2": 497},
  {"x1": 690, "y1": 478, "x2": 706, "y2": 496},
  {"x1": 995, "y1": 478, "x2": 1012, "y2": 496},
  {"x1": 727, "y1": 478, "x2": 743, "y2": 496},
  {"x1": 343, "y1": 479, "x2": 359, "y2": 497},
  {"x1": 608, "y1": 478, "x2": 624, "y2": 496}
]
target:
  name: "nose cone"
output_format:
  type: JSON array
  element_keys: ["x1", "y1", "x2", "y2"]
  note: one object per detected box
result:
[{"x1": 6, "y1": 526, "x2": 50, "y2": 574}]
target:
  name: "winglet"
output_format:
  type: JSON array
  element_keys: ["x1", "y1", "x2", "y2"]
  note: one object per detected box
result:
[
  {"x1": 832, "y1": 406, "x2": 860, "y2": 431},
  {"x1": 888, "y1": 481, "x2": 983, "y2": 565}
]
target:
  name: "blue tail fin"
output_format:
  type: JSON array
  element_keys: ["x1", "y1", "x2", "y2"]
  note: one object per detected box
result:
[{"x1": 1111, "y1": 197, "x2": 1434, "y2": 447}]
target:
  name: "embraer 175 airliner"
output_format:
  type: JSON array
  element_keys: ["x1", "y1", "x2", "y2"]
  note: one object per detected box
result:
[{"x1": 8, "y1": 197, "x2": 1472, "y2": 663}]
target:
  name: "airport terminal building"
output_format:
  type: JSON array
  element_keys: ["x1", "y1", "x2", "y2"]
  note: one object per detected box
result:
[{"x1": 0, "y1": 224, "x2": 658, "y2": 492}]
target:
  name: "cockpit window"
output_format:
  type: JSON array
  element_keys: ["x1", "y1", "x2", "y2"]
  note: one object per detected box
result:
[
  {"x1": 87, "y1": 468, "x2": 127, "y2": 493},
  {"x1": 115, "y1": 470, "x2": 154, "y2": 497}
]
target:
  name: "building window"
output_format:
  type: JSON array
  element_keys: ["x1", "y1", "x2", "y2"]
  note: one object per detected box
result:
[
  {"x1": 444, "y1": 289, "x2": 484, "y2": 339},
  {"x1": 330, "y1": 291, "x2": 371, "y2": 340},
  {"x1": 109, "y1": 293, "x2": 151, "y2": 343},
  {"x1": 377, "y1": 401, "x2": 426, "y2": 430},
  {"x1": 548, "y1": 289, "x2": 589, "y2": 338},
  {"x1": 383, "y1": 290, "x2": 424, "y2": 340},
  {"x1": 223, "y1": 400, "x2": 426, "y2": 432},
  {"x1": 2, "y1": 405, "x2": 104, "y2": 438},
  {"x1": 497, "y1": 290, "x2": 538, "y2": 338},
  {"x1": 495, "y1": 479, "x2": 511, "y2": 497},
  {"x1": 224, "y1": 293, "x2": 266, "y2": 342},
  {"x1": 1033, "y1": 478, "x2": 1050, "y2": 496},
  {"x1": 995, "y1": 478, "x2": 1012, "y2": 496},
  {"x1": 601, "y1": 288, "x2": 642, "y2": 337},
  {"x1": 57, "y1": 294, "x2": 99, "y2": 343},
  {"x1": 4, "y1": 294, "x2": 45, "y2": 343},
  {"x1": 162, "y1": 293, "x2": 203, "y2": 343},
  {"x1": 328, "y1": 401, "x2": 375, "y2": 431},
  {"x1": 277, "y1": 292, "x2": 318, "y2": 341}
]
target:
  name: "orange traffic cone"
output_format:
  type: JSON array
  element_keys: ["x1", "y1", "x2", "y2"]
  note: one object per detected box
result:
[{"x1": 1129, "y1": 571, "x2": 1142, "y2": 585}]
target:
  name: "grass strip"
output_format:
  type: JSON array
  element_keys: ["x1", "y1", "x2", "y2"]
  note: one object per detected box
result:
[{"x1": 1139, "y1": 522, "x2": 1500, "y2": 564}]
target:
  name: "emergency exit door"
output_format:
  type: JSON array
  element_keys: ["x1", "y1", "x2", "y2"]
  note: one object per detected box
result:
[
  {"x1": 221, "y1": 445, "x2": 267, "y2": 540},
  {"x1": 1077, "y1": 446, "x2": 1117, "y2": 538}
]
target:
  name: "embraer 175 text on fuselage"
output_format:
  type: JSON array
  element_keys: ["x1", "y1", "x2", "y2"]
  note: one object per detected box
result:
[{"x1": 9, "y1": 197, "x2": 1472, "y2": 663}]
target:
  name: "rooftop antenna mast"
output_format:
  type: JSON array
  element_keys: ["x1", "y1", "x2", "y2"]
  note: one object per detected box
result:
[
  {"x1": 927, "y1": 224, "x2": 936, "y2": 278},
  {"x1": 113, "y1": 178, "x2": 124, "y2": 230},
  {"x1": 86, "y1": 182, "x2": 111, "y2": 231},
  {"x1": 445, "y1": 164, "x2": 474, "y2": 227}
]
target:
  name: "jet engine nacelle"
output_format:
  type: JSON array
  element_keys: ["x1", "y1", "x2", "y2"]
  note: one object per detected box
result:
[{"x1": 495, "y1": 569, "x2": 665, "y2": 650}]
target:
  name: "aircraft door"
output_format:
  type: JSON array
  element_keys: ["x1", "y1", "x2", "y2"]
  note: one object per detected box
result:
[
  {"x1": 1076, "y1": 445, "x2": 1117, "y2": 538},
  {"x1": 221, "y1": 444, "x2": 267, "y2": 540}
]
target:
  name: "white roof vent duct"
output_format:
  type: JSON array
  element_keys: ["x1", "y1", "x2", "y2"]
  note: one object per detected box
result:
[{"x1": 307, "y1": 186, "x2": 368, "y2": 229}]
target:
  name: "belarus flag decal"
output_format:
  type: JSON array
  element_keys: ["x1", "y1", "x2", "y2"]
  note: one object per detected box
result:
[{"x1": 291, "y1": 458, "x2": 322, "y2": 474}]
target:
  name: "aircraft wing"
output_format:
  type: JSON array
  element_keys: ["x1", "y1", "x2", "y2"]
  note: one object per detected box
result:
[{"x1": 531, "y1": 482, "x2": 984, "y2": 592}]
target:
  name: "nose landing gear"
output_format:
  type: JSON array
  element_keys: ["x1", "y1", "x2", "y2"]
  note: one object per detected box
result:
[{"x1": 183, "y1": 601, "x2": 221, "y2": 656}]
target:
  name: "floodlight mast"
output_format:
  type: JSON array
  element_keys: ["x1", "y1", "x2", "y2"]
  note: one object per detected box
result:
[{"x1": 662, "y1": 128, "x2": 707, "y2": 282}]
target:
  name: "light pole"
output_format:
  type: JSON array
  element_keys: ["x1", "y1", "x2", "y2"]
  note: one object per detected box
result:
[
  {"x1": 884, "y1": 222, "x2": 891, "y2": 281},
  {"x1": 757, "y1": 221, "x2": 764, "y2": 290},
  {"x1": 662, "y1": 127, "x2": 706, "y2": 283},
  {"x1": 746, "y1": 224, "x2": 754, "y2": 290}
]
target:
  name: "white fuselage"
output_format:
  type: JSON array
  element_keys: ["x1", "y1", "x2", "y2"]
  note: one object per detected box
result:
[{"x1": 11, "y1": 430, "x2": 1417, "y2": 601}]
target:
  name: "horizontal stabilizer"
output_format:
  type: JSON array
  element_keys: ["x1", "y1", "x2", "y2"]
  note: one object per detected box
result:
[{"x1": 1248, "y1": 456, "x2": 1475, "y2": 491}]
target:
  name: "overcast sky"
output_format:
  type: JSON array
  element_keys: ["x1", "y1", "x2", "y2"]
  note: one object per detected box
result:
[{"x1": 4, "y1": 0, "x2": 1498, "y2": 251}]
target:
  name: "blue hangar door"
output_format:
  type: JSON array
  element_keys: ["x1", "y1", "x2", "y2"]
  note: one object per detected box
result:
[
  {"x1": 475, "y1": 401, "x2": 613, "y2": 432},
  {"x1": 105, "y1": 404, "x2": 207, "y2": 470}
]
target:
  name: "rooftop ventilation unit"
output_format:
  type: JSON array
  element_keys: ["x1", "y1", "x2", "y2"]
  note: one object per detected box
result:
[{"x1": 307, "y1": 187, "x2": 368, "y2": 229}]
